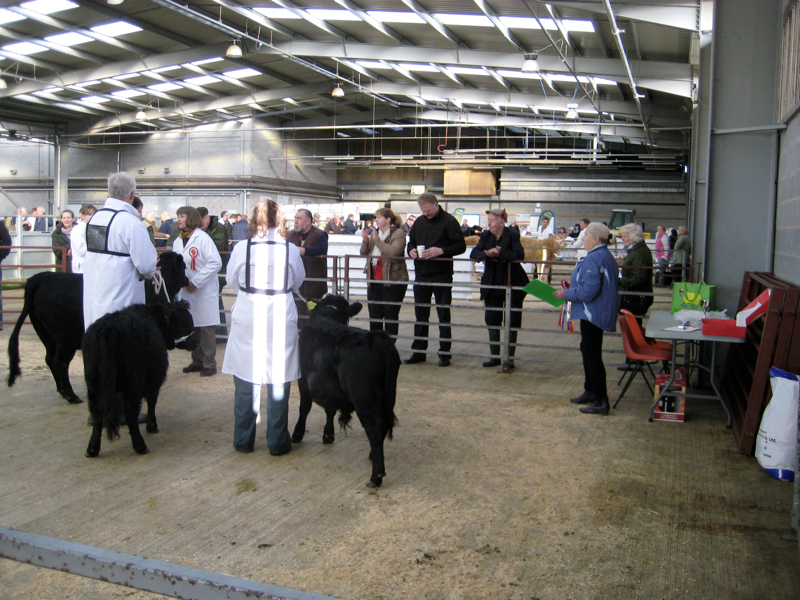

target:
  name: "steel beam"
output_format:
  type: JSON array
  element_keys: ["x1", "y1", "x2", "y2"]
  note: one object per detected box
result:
[{"x1": 0, "y1": 526, "x2": 344, "y2": 600}]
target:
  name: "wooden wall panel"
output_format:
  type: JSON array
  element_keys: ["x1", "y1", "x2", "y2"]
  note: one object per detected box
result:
[{"x1": 443, "y1": 170, "x2": 496, "y2": 195}]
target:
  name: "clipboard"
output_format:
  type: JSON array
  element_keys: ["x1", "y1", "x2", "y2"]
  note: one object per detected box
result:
[{"x1": 523, "y1": 279, "x2": 565, "y2": 308}]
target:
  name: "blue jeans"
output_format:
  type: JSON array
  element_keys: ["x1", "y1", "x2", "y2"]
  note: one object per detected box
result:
[{"x1": 233, "y1": 377, "x2": 292, "y2": 455}]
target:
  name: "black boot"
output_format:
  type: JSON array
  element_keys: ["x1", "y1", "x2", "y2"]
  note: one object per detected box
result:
[
  {"x1": 570, "y1": 390, "x2": 595, "y2": 404},
  {"x1": 483, "y1": 328, "x2": 501, "y2": 367},
  {"x1": 579, "y1": 397, "x2": 610, "y2": 415},
  {"x1": 506, "y1": 330, "x2": 518, "y2": 370}
]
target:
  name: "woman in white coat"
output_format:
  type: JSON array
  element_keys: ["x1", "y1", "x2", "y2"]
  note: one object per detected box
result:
[
  {"x1": 173, "y1": 206, "x2": 223, "y2": 377},
  {"x1": 222, "y1": 200, "x2": 305, "y2": 455},
  {"x1": 69, "y1": 204, "x2": 97, "y2": 274}
]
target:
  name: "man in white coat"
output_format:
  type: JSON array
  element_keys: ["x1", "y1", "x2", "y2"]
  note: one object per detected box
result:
[
  {"x1": 571, "y1": 218, "x2": 590, "y2": 260},
  {"x1": 83, "y1": 172, "x2": 158, "y2": 329}
]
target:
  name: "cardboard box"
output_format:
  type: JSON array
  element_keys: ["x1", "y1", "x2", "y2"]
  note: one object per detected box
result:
[
  {"x1": 654, "y1": 369, "x2": 686, "y2": 422},
  {"x1": 702, "y1": 318, "x2": 746, "y2": 338}
]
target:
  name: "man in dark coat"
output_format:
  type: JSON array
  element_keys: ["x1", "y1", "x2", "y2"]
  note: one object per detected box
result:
[
  {"x1": 51, "y1": 209, "x2": 75, "y2": 273},
  {"x1": 405, "y1": 193, "x2": 466, "y2": 367},
  {"x1": 287, "y1": 209, "x2": 329, "y2": 324},
  {"x1": 470, "y1": 208, "x2": 529, "y2": 369}
]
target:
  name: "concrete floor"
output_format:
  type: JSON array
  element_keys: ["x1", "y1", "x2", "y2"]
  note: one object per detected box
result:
[{"x1": 0, "y1": 282, "x2": 798, "y2": 600}]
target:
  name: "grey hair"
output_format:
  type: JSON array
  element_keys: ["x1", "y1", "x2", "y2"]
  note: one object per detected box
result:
[
  {"x1": 619, "y1": 223, "x2": 644, "y2": 243},
  {"x1": 417, "y1": 192, "x2": 438, "y2": 207},
  {"x1": 108, "y1": 171, "x2": 136, "y2": 200},
  {"x1": 586, "y1": 222, "x2": 611, "y2": 245}
]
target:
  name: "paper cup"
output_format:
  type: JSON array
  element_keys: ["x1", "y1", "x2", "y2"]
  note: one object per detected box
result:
[{"x1": 416, "y1": 245, "x2": 425, "y2": 259}]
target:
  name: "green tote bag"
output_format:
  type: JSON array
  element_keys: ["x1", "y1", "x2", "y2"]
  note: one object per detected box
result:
[{"x1": 671, "y1": 281, "x2": 716, "y2": 313}]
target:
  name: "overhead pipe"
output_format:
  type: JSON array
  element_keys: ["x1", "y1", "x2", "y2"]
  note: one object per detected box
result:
[{"x1": 601, "y1": 0, "x2": 652, "y2": 147}]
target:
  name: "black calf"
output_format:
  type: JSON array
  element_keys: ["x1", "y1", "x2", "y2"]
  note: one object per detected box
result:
[{"x1": 291, "y1": 295, "x2": 401, "y2": 488}]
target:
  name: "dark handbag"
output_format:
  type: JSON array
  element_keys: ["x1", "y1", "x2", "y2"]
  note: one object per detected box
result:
[{"x1": 620, "y1": 292, "x2": 652, "y2": 316}]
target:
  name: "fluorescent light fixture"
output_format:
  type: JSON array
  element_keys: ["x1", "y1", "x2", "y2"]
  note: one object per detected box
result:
[
  {"x1": 357, "y1": 60, "x2": 390, "y2": 69},
  {"x1": 447, "y1": 66, "x2": 490, "y2": 76},
  {"x1": 151, "y1": 65, "x2": 181, "y2": 74},
  {"x1": 73, "y1": 80, "x2": 100, "y2": 88},
  {"x1": 184, "y1": 75, "x2": 219, "y2": 85},
  {"x1": 248, "y1": 103, "x2": 262, "y2": 109},
  {"x1": 3, "y1": 41, "x2": 47, "y2": 55},
  {"x1": 91, "y1": 22, "x2": 142, "y2": 37},
  {"x1": 107, "y1": 0, "x2": 124, "y2": 5},
  {"x1": 20, "y1": 0, "x2": 78, "y2": 15},
  {"x1": 398, "y1": 63, "x2": 438, "y2": 73},
  {"x1": 281, "y1": 97, "x2": 299, "y2": 105},
  {"x1": 253, "y1": 7, "x2": 298, "y2": 19},
  {"x1": 15, "y1": 94, "x2": 37, "y2": 102},
  {"x1": 111, "y1": 89, "x2": 145, "y2": 98},
  {"x1": 0, "y1": 9, "x2": 26, "y2": 25},
  {"x1": 307, "y1": 9, "x2": 359, "y2": 21},
  {"x1": 225, "y1": 42, "x2": 242, "y2": 58},
  {"x1": 114, "y1": 73, "x2": 140, "y2": 81},
  {"x1": 41, "y1": 87, "x2": 61, "y2": 93},
  {"x1": 331, "y1": 83, "x2": 344, "y2": 97},
  {"x1": 434, "y1": 13, "x2": 492, "y2": 27},
  {"x1": 149, "y1": 82, "x2": 182, "y2": 92},
  {"x1": 45, "y1": 31, "x2": 92, "y2": 46},
  {"x1": 367, "y1": 11, "x2": 424, "y2": 24},
  {"x1": 81, "y1": 95, "x2": 109, "y2": 103},
  {"x1": 224, "y1": 68, "x2": 260, "y2": 79},
  {"x1": 192, "y1": 57, "x2": 223, "y2": 66}
]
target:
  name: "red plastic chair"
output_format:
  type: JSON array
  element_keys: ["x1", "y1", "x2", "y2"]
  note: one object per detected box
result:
[
  {"x1": 620, "y1": 309, "x2": 672, "y2": 351},
  {"x1": 614, "y1": 316, "x2": 673, "y2": 409}
]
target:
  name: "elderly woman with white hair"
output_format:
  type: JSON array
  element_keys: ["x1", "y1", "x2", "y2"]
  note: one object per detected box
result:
[
  {"x1": 554, "y1": 222, "x2": 619, "y2": 416},
  {"x1": 618, "y1": 223, "x2": 654, "y2": 324}
]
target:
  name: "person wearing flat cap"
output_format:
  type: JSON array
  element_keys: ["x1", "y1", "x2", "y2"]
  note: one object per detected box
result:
[{"x1": 470, "y1": 208, "x2": 529, "y2": 370}]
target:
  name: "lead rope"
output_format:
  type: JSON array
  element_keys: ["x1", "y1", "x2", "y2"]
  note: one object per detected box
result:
[{"x1": 151, "y1": 270, "x2": 171, "y2": 303}]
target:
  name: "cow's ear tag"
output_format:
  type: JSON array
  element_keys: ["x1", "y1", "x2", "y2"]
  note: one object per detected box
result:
[{"x1": 307, "y1": 300, "x2": 317, "y2": 311}]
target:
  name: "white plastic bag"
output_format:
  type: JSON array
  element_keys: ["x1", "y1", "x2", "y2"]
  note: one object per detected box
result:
[{"x1": 755, "y1": 367, "x2": 799, "y2": 481}]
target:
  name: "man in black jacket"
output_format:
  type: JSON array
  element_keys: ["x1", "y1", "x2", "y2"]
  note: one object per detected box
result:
[
  {"x1": 0, "y1": 219, "x2": 11, "y2": 330},
  {"x1": 405, "y1": 193, "x2": 466, "y2": 367}
]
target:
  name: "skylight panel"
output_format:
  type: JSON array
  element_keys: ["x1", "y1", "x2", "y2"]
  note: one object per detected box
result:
[
  {"x1": 497, "y1": 70, "x2": 542, "y2": 80},
  {"x1": 184, "y1": 75, "x2": 219, "y2": 86},
  {"x1": 41, "y1": 87, "x2": 62, "y2": 93},
  {"x1": 398, "y1": 63, "x2": 438, "y2": 73},
  {"x1": 548, "y1": 74, "x2": 578, "y2": 82},
  {"x1": 114, "y1": 73, "x2": 140, "y2": 81},
  {"x1": 307, "y1": 9, "x2": 360, "y2": 21},
  {"x1": 111, "y1": 89, "x2": 145, "y2": 99},
  {"x1": 498, "y1": 16, "x2": 541, "y2": 30},
  {"x1": 253, "y1": 8, "x2": 299, "y2": 19},
  {"x1": 593, "y1": 77, "x2": 617, "y2": 86},
  {"x1": 281, "y1": 97, "x2": 298, "y2": 105},
  {"x1": 191, "y1": 58, "x2": 223, "y2": 66},
  {"x1": 434, "y1": 14, "x2": 493, "y2": 27},
  {"x1": 151, "y1": 65, "x2": 181, "y2": 74},
  {"x1": 447, "y1": 66, "x2": 490, "y2": 76},
  {"x1": 367, "y1": 11, "x2": 424, "y2": 24},
  {"x1": 3, "y1": 41, "x2": 47, "y2": 55},
  {"x1": 409, "y1": 96, "x2": 428, "y2": 105},
  {"x1": 20, "y1": 0, "x2": 78, "y2": 15},
  {"x1": 91, "y1": 21, "x2": 142, "y2": 37},
  {"x1": 358, "y1": 61, "x2": 390, "y2": 69},
  {"x1": 0, "y1": 9, "x2": 25, "y2": 25},
  {"x1": 81, "y1": 95, "x2": 110, "y2": 103},
  {"x1": 224, "y1": 68, "x2": 260, "y2": 79},
  {"x1": 563, "y1": 20, "x2": 595, "y2": 33},
  {"x1": 45, "y1": 31, "x2": 92, "y2": 46},
  {"x1": 149, "y1": 82, "x2": 183, "y2": 92}
]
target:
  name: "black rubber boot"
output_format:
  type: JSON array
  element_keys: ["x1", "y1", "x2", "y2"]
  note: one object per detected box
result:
[
  {"x1": 579, "y1": 398, "x2": 610, "y2": 415},
  {"x1": 570, "y1": 390, "x2": 595, "y2": 404},
  {"x1": 506, "y1": 330, "x2": 518, "y2": 370},
  {"x1": 483, "y1": 329, "x2": 501, "y2": 367}
]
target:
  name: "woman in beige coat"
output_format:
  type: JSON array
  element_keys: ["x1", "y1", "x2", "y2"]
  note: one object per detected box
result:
[{"x1": 360, "y1": 207, "x2": 409, "y2": 341}]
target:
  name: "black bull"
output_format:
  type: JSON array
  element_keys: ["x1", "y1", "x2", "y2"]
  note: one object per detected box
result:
[
  {"x1": 291, "y1": 295, "x2": 401, "y2": 488},
  {"x1": 6, "y1": 252, "x2": 189, "y2": 404}
]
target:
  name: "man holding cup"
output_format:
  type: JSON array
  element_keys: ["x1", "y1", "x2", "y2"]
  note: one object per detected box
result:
[{"x1": 405, "y1": 193, "x2": 466, "y2": 367}]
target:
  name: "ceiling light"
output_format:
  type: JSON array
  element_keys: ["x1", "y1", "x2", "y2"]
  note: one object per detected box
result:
[
  {"x1": 332, "y1": 83, "x2": 344, "y2": 98},
  {"x1": 565, "y1": 103, "x2": 579, "y2": 119},
  {"x1": 136, "y1": 108, "x2": 147, "y2": 120},
  {"x1": 521, "y1": 52, "x2": 539, "y2": 72},
  {"x1": 107, "y1": 0, "x2": 123, "y2": 4},
  {"x1": 0, "y1": 78, "x2": 6, "y2": 90},
  {"x1": 225, "y1": 41, "x2": 242, "y2": 58}
]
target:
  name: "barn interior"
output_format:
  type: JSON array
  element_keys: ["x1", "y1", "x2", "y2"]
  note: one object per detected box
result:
[{"x1": 0, "y1": 0, "x2": 799, "y2": 599}]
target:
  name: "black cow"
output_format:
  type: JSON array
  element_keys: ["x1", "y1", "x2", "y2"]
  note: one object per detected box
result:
[
  {"x1": 84, "y1": 300, "x2": 195, "y2": 457},
  {"x1": 291, "y1": 295, "x2": 401, "y2": 488},
  {"x1": 6, "y1": 252, "x2": 189, "y2": 404}
]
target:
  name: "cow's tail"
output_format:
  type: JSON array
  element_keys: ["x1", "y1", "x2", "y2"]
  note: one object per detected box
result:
[
  {"x1": 96, "y1": 329, "x2": 121, "y2": 442},
  {"x1": 7, "y1": 275, "x2": 40, "y2": 387},
  {"x1": 384, "y1": 343, "x2": 401, "y2": 440}
]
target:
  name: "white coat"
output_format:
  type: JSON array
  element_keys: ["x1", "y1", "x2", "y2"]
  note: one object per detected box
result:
[
  {"x1": 70, "y1": 219, "x2": 87, "y2": 273},
  {"x1": 572, "y1": 228, "x2": 587, "y2": 259},
  {"x1": 173, "y1": 229, "x2": 222, "y2": 327},
  {"x1": 83, "y1": 198, "x2": 158, "y2": 329},
  {"x1": 221, "y1": 229, "x2": 305, "y2": 385}
]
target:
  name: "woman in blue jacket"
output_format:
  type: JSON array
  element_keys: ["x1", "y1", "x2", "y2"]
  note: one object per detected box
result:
[{"x1": 554, "y1": 222, "x2": 619, "y2": 415}]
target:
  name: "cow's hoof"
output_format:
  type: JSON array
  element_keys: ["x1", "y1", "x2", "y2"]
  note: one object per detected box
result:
[
  {"x1": 291, "y1": 432, "x2": 304, "y2": 443},
  {"x1": 85, "y1": 448, "x2": 99, "y2": 458},
  {"x1": 146, "y1": 424, "x2": 159, "y2": 434},
  {"x1": 322, "y1": 434, "x2": 335, "y2": 444},
  {"x1": 67, "y1": 396, "x2": 84, "y2": 404},
  {"x1": 367, "y1": 477, "x2": 382, "y2": 488},
  {"x1": 134, "y1": 445, "x2": 149, "y2": 455}
]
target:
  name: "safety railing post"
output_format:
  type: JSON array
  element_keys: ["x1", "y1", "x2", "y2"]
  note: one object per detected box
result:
[
  {"x1": 342, "y1": 255, "x2": 349, "y2": 299},
  {"x1": 502, "y1": 261, "x2": 512, "y2": 369}
]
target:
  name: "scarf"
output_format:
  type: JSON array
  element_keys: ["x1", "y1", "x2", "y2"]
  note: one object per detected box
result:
[
  {"x1": 370, "y1": 227, "x2": 391, "y2": 265},
  {"x1": 179, "y1": 228, "x2": 194, "y2": 241}
]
